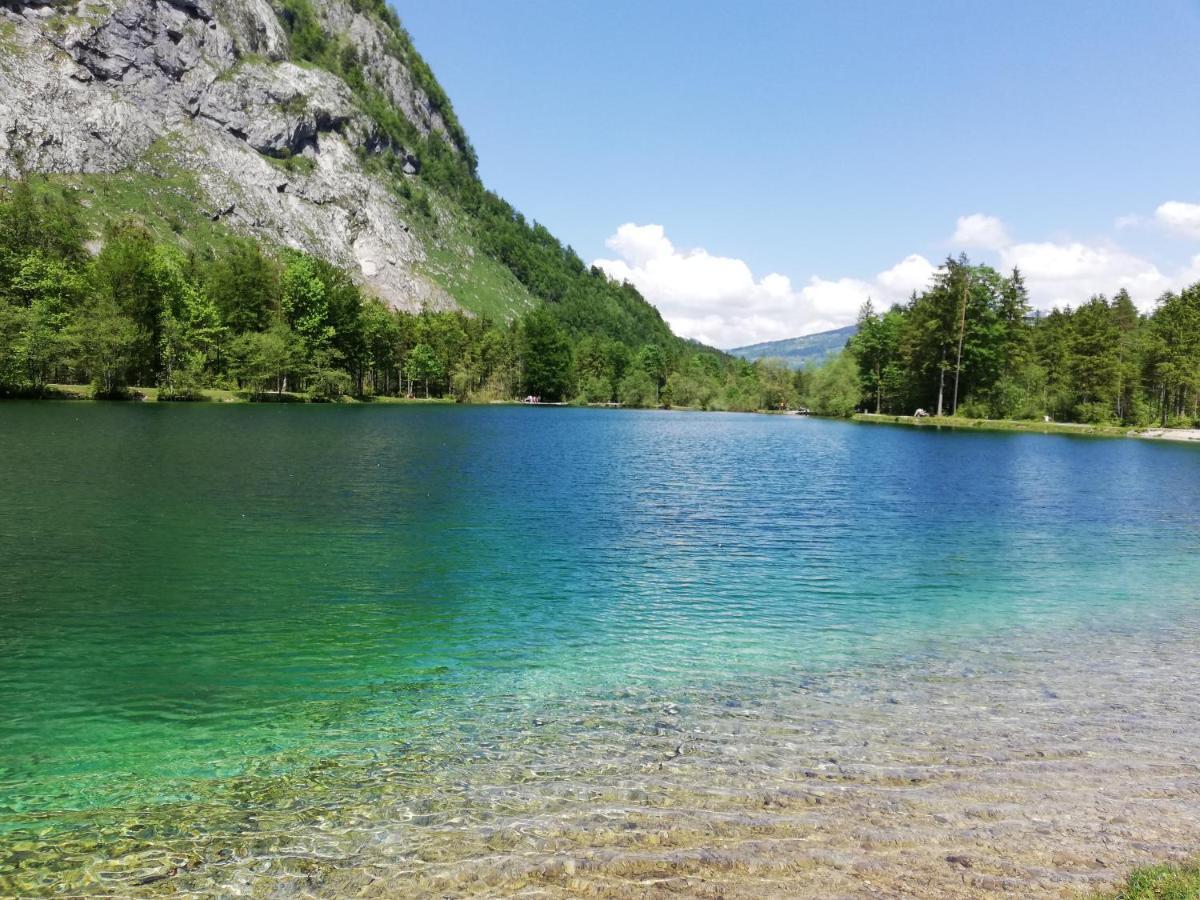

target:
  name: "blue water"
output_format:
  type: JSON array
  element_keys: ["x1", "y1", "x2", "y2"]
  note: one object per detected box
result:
[{"x1": 1, "y1": 404, "x2": 1198, "y2": 893}]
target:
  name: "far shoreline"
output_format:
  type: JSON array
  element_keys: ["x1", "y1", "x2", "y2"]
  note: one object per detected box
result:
[
  {"x1": 7, "y1": 386, "x2": 1200, "y2": 445},
  {"x1": 850, "y1": 411, "x2": 1200, "y2": 444}
]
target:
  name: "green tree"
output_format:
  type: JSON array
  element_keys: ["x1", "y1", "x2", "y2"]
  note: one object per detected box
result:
[
  {"x1": 635, "y1": 343, "x2": 669, "y2": 401},
  {"x1": 91, "y1": 223, "x2": 168, "y2": 384},
  {"x1": 803, "y1": 350, "x2": 862, "y2": 416},
  {"x1": 0, "y1": 179, "x2": 88, "y2": 295},
  {"x1": 0, "y1": 301, "x2": 29, "y2": 392},
  {"x1": 231, "y1": 324, "x2": 304, "y2": 399},
  {"x1": 360, "y1": 299, "x2": 399, "y2": 395},
  {"x1": 69, "y1": 297, "x2": 144, "y2": 397},
  {"x1": 155, "y1": 246, "x2": 224, "y2": 396},
  {"x1": 281, "y1": 253, "x2": 334, "y2": 351},
  {"x1": 521, "y1": 307, "x2": 572, "y2": 400},
  {"x1": 205, "y1": 238, "x2": 280, "y2": 335},
  {"x1": 1068, "y1": 295, "x2": 1121, "y2": 421},
  {"x1": 1149, "y1": 285, "x2": 1200, "y2": 425},
  {"x1": 307, "y1": 348, "x2": 352, "y2": 401},
  {"x1": 850, "y1": 299, "x2": 905, "y2": 413},
  {"x1": 618, "y1": 368, "x2": 657, "y2": 408},
  {"x1": 1111, "y1": 289, "x2": 1144, "y2": 423},
  {"x1": 997, "y1": 267, "x2": 1032, "y2": 377},
  {"x1": 309, "y1": 256, "x2": 366, "y2": 391},
  {"x1": 6, "y1": 254, "x2": 87, "y2": 388},
  {"x1": 406, "y1": 342, "x2": 441, "y2": 397},
  {"x1": 757, "y1": 359, "x2": 799, "y2": 410}
]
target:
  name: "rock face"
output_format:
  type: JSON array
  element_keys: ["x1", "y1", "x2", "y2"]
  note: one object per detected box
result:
[{"x1": 0, "y1": 0, "x2": 461, "y2": 311}]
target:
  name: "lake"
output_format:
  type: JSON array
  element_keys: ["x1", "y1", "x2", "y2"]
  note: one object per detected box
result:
[{"x1": 1, "y1": 404, "x2": 1199, "y2": 896}]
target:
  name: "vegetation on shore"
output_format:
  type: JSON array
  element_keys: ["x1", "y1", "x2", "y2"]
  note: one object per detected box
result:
[
  {"x1": 850, "y1": 413, "x2": 1133, "y2": 438},
  {"x1": 6, "y1": 0, "x2": 1199, "y2": 424},
  {"x1": 6, "y1": 179, "x2": 1199, "y2": 426},
  {"x1": 813, "y1": 255, "x2": 1200, "y2": 428},
  {"x1": 31, "y1": 383, "x2": 463, "y2": 404},
  {"x1": 1101, "y1": 858, "x2": 1200, "y2": 899},
  {"x1": 0, "y1": 177, "x2": 821, "y2": 410},
  {"x1": 0, "y1": 0, "x2": 816, "y2": 414}
]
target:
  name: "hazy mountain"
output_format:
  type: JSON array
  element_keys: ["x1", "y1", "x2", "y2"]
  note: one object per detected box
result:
[{"x1": 728, "y1": 325, "x2": 856, "y2": 369}]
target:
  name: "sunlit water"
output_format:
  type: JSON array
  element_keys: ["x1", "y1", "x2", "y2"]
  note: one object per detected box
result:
[{"x1": 1, "y1": 404, "x2": 1198, "y2": 896}]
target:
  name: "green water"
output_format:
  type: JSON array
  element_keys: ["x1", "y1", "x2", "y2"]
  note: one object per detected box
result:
[{"x1": 1, "y1": 403, "x2": 1199, "y2": 892}]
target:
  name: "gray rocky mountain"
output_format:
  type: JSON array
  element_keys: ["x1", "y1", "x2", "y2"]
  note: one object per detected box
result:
[{"x1": 0, "y1": 0, "x2": 467, "y2": 310}]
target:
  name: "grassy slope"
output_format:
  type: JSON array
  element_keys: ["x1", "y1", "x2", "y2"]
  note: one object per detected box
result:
[
  {"x1": 406, "y1": 190, "x2": 538, "y2": 323},
  {"x1": 729, "y1": 325, "x2": 857, "y2": 369},
  {"x1": 1100, "y1": 860, "x2": 1200, "y2": 899},
  {"x1": 850, "y1": 412, "x2": 1132, "y2": 439},
  {"x1": 27, "y1": 138, "x2": 241, "y2": 254},
  {"x1": 16, "y1": 135, "x2": 537, "y2": 321}
]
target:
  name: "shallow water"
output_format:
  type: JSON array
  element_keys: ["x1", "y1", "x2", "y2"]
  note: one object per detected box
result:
[{"x1": 1, "y1": 404, "x2": 1198, "y2": 896}]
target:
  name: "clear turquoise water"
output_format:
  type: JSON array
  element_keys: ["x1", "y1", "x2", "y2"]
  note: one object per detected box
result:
[{"x1": 1, "y1": 404, "x2": 1199, "y2": 893}]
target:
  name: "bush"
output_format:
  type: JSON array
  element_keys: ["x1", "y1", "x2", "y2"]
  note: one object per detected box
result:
[
  {"x1": 618, "y1": 369, "x2": 657, "y2": 408},
  {"x1": 158, "y1": 383, "x2": 207, "y2": 401},
  {"x1": 955, "y1": 397, "x2": 990, "y2": 419},
  {"x1": 803, "y1": 351, "x2": 861, "y2": 417},
  {"x1": 1075, "y1": 400, "x2": 1115, "y2": 425},
  {"x1": 576, "y1": 373, "x2": 613, "y2": 404},
  {"x1": 308, "y1": 366, "x2": 351, "y2": 401}
]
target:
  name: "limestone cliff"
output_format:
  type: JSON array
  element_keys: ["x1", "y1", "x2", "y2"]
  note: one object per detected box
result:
[{"x1": 0, "y1": 0, "x2": 485, "y2": 312}]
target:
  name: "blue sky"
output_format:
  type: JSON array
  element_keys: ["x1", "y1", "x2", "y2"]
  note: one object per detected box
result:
[{"x1": 399, "y1": 1, "x2": 1200, "y2": 347}]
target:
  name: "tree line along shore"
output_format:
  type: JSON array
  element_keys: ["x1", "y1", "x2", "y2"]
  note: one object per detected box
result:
[
  {"x1": 0, "y1": 177, "x2": 815, "y2": 412},
  {"x1": 3, "y1": 178, "x2": 1200, "y2": 426},
  {"x1": 842, "y1": 255, "x2": 1200, "y2": 428}
]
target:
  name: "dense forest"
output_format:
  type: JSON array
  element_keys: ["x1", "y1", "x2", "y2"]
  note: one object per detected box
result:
[
  {"x1": 6, "y1": 178, "x2": 1200, "y2": 425},
  {"x1": 0, "y1": 178, "x2": 810, "y2": 410},
  {"x1": 833, "y1": 255, "x2": 1200, "y2": 426},
  {"x1": 4, "y1": 0, "x2": 1198, "y2": 427},
  {"x1": 0, "y1": 0, "x2": 823, "y2": 411}
]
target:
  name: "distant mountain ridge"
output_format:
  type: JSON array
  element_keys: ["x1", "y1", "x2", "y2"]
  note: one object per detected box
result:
[{"x1": 728, "y1": 325, "x2": 856, "y2": 369}]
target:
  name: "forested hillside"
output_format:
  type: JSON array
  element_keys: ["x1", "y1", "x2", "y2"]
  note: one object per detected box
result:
[
  {"x1": 0, "y1": 177, "x2": 809, "y2": 409},
  {"x1": 0, "y1": 0, "x2": 809, "y2": 408},
  {"x1": 3, "y1": 1, "x2": 1197, "y2": 423}
]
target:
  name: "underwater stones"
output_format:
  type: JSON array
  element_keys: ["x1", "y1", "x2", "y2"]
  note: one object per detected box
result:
[{"x1": 9, "y1": 621, "x2": 1200, "y2": 898}]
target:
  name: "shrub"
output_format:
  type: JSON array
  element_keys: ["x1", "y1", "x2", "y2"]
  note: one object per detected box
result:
[
  {"x1": 618, "y1": 369, "x2": 656, "y2": 408},
  {"x1": 1075, "y1": 401, "x2": 1115, "y2": 425},
  {"x1": 308, "y1": 365, "x2": 351, "y2": 401}
]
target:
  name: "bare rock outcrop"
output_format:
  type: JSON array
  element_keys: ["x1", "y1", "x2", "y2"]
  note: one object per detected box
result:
[{"x1": 0, "y1": 0, "x2": 461, "y2": 311}]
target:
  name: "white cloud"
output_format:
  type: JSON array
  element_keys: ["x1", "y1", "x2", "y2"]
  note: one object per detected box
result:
[
  {"x1": 948, "y1": 211, "x2": 1197, "y2": 312},
  {"x1": 593, "y1": 224, "x2": 933, "y2": 348},
  {"x1": 603, "y1": 223, "x2": 675, "y2": 268},
  {"x1": 1000, "y1": 241, "x2": 1171, "y2": 312},
  {"x1": 952, "y1": 213, "x2": 1010, "y2": 250},
  {"x1": 592, "y1": 207, "x2": 1200, "y2": 348},
  {"x1": 877, "y1": 254, "x2": 938, "y2": 297},
  {"x1": 1173, "y1": 253, "x2": 1200, "y2": 291},
  {"x1": 1155, "y1": 201, "x2": 1200, "y2": 239}
]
